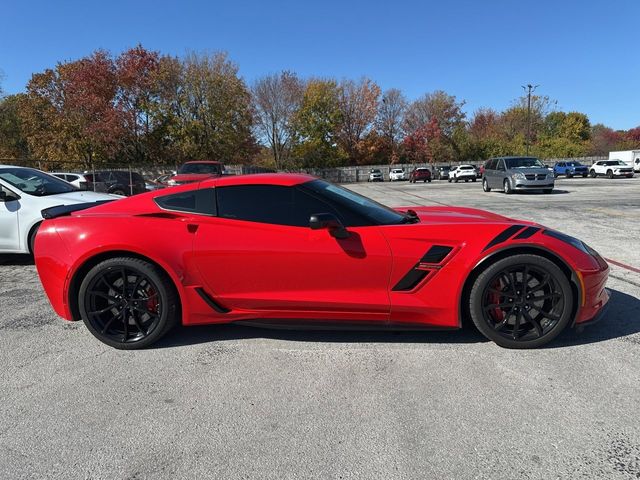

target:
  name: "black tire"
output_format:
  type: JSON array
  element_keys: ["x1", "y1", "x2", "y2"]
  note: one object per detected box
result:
[
  {"x1": 472, "y1": 178, "x2": 476, "y2": 182},
  {"x1": 607, "y1": 170, "x2": 613, "y2": 179},
  {"x1": 543, "y1": 189, "x2": 553, "y2": 194},
  {"x1": 464, "y1": 179, "x2": 468, "y2": 182},
  {"x1": 424, "y1": 179, "x2": 427, "y2": 183},
  {"x1": 482, "y1": 178, "x2": 491, "y2": 192},
  {"x1": 428, "y1": 179, "x2": 431, "y2": 183},
  {"x1": 455, "y1": 178, "x2": 459, "y2": 183},
  {"x1": 112, "y1": 189, "x2": 126, "y2": 196},
  {"x1": 503, "y1": 178, "x2": 513, "y2": 194},
  {"x1": 590, "y1": 170, "x2": 596, "y2": 178},
  {"x1": 582, "y1": 173, "x2": 588, "y2": 178},
  {"x1": 553, "y1": 173, "x2": 559, "y2": 178},
  {"x1": 468, "y1": 254, "x2": 574, "y2": 349},
  {"x1": 28, "y1": 222, "x2": 41, "y2": 255},
  {"x1": 448, "y1": 178, "x2": 452, "y2": 183},
  {"x1": 78, "y1": 257, "x2": 179, "y2": 349}
]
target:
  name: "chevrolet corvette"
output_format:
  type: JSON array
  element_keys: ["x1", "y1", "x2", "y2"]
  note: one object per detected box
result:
[{"x1": 34, "y1": 173, "x2": 610, "y2": 349}]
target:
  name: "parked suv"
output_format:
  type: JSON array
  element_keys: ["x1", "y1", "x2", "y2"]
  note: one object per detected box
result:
[
  {"x1": 434, "y1": 165, "x2": 452, "y2": 180},
  {"x1": 589, "y1": 160, "x2": 634, "y2": 179},
  {"x1": 482, "y1": 156, "x2": 554, "y2": 194},
  {"x1": 50, "y1": 172, "x2": 108, "y2": 192},
  {"x1": 368, "y1": 169, "x2": 384, "y2": 182},
  {"x1": 553, "y1": 161, "x2": 588, "y2": 178},
  {"x1": 96, "y1": 170, "x2": 147, "y2": 196},
  {"x1": 409, "y1": 167, "x2": 432, "y2": 183},
  {"x1": 449, "y1": 165, "x2": 477, "y2": 183},
  {"x1": 389, "y1": 168, "x2": 406, "y2": 181}
]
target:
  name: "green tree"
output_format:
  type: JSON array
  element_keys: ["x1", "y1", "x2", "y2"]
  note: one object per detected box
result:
[
  {"x1": 0, "y1": 94, "x2": 30, "y2": 159},
  {"x1": 292, "y1": 79, "x2": 345, "y2": 167}
]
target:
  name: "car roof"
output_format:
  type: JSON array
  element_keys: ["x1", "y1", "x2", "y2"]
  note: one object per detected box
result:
[{"x1": 492, "y1": 156, "x2": 539, "y2": 160}]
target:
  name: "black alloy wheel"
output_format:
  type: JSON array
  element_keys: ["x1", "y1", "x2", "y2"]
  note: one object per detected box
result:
[
  {"x1": 78, "y1": 257, "x2": 179, "y2": 349},
  {"x1": 469, "y1": 254, "x2": 573, "y2": 348}
]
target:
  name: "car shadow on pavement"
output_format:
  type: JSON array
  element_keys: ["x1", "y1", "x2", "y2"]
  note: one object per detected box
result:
[
  {"x1": 0, "y1": 254, "x2": 34, "y2": 265},
  {"x1": 552, "y1": 288, "x2": 640, "y2": 348},
  {"x1": 156, "y1": 322, "x2": 489, "y2": 349},
  {"x1": 157, "y1": 288, "x2": 639, "y2": 349}
]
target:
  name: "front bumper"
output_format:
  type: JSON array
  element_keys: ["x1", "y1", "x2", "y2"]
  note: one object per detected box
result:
[
  {"x1": 574, "y1": 288, "x2": 610, "y2": 329},
  {"x1": 514, "y1": 182, "x2": 554, "y2": 189}
]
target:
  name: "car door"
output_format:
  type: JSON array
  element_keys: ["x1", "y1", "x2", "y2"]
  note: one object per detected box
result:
[
  {"x1": 191, "y1": 184, "x2": 392, "y2": 320},
  {"x1": 493, "y1": 159, "x2": 506, "y2": 188},
  {"x1": 0, "y1": 182, "x2": 21, "y2": 251}
]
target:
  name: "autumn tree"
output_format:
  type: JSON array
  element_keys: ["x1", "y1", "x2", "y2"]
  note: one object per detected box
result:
[
  {"x1": 115, "y1": 45, "x2": 160, "y2": 164},
  {"x1": 252, "y1": 71, "x2": 304, "y2": 169},
  {"x1": 0, "y1": 94, "x2": 30, "y2": 159},
  {"x1": 335, "y1": 77, "x2": 380, "y2": 164}
]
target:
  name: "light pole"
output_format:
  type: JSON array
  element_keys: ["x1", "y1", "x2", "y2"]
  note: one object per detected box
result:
[{"x1": 522, "y1": 84, "x2": 538, "y2": 155}]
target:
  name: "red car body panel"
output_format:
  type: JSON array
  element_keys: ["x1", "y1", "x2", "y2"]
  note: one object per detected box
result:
[{"x1": 34, "y1": 174, "x2": 609, "y2": 333}]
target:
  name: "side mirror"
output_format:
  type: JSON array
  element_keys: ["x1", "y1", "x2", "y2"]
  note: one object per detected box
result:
[
  {"x1": 309, "y1": 213, "x2": 350, "y2": 239},
  {"x1": 0, "y1": 188, "x2": 19, "y2": 202}
]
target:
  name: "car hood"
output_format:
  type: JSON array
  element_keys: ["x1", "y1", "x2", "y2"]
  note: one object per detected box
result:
[
  {"x1": 394, "y1": 205, "x2": 532, "y2": 225},
  {"x1": 172, "y1": 173, "x2": 220, "y2": 183}
]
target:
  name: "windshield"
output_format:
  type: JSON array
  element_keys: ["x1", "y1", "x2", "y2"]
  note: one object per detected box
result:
[
  {"x1": 0, "y1": 167, "x2": 77, "y2": 196},
  {"x1": 179, "y1": 163, "x2": 222, "y2": 175},
  {"x1": 567, "y1": 162, "x2": 582, "y2": 167},
  {"x1": 505, "y1": 157, "x2": 544, "y2": 169},
  {"x1": 607, "y1": 160, "x2": 625, "y2": 166},
  {"x1": 301, "y1": 179, "x2": 407, "y2": 226}
]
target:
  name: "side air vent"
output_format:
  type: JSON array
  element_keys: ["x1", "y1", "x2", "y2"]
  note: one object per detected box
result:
[{"x1": 392, "y1": 245, "x2": 455, "y2": 292}]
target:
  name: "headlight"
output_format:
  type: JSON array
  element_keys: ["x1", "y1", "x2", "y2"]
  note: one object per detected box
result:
[
  {"x1": 543, "y1": 229, "x2": 591, "y2": 255},
  {"x1": 512, "y1": 172, "x2": 526, "y2": 180}
]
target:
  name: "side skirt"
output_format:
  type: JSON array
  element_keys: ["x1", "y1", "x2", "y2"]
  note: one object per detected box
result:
[{"x1": 231, "y1": 319, "x2": 459, "y2": 332}]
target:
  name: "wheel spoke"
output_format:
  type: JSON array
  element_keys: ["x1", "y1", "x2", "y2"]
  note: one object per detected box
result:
[
  {"x1": 523, "y1": 310, "x2": 543, "y2": 337},
  {"x1": 131, "y1": 275, "x2": 145, "y2": 299},
  {"x1": 512, "y1": 311, "x2": 521, "y2": 339},
  {"x1": 522, "y1": 266, "x2": 529, "y2": 295},
  {"x1": 121, "y1": 268, "x2": 128, "y2": 294},
  {"x1": 484, "y1": 303, "x2": 512, "y2": 310},
  {"x1": 88, "y1": 304, "x2": 119, "y2": 315},
  {"x1": 532, "y1": 292, "x2": 561, "y2": 301},
  {"x1": 101, "y1": 308, "x2": 124, "y2": 334},
  {"x1": 530, "y1": 274, "x2": 550, "y2": 293},
  {"x1": 130, "y1": 309, "x2": 148, "y2": 336},
  {"x1": 133, "y1": 306, "x2": 158, "y2": 317},
  {"x1": 122, "y1": 310, "x2": 129, "y2": 341},
  {"x1": 539, "y1": 311, "x2": 561, "y2": 321},
  {"x1": 488, "y1": 288, "x2": 518, "y2": 299},
  {"x1": 88, "y1": 291, "x2": 119, "y2": 302},
  {"x1": 493, "y1": 313, "x2": 510, "y2": 331}
]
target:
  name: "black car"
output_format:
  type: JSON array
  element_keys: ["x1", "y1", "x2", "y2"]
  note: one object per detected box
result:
[
  {"x1": 434, "y1": 166, "x2": 452, "y2": 180},
  {"x1": 96, "y1": 170, "x2": 147, "y2": 196}
]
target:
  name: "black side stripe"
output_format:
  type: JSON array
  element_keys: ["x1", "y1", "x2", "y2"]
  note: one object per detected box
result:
[
  {"x1": 392, "y1": 245, "x2": 454, "y2": 292},
  {"x1": 514, "y1": 226, "x2": 540, "y2": 240},
  {"x1": 195, "y1": 287, "x2": 230, "y2": 313},
  {"x1": 420, "y1": 245, "x2": 453, "y2": 264},
  {"x1": 483, "y1": 224, "x2": 526, "y2": 251}
]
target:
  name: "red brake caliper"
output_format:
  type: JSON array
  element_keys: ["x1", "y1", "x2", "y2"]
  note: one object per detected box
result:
[{"x1": 489, "y1": 279, "x2": 504, "y2": 322}]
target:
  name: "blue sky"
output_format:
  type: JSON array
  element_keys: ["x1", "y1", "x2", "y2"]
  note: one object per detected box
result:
[{"x1": 1, "y1": 0, "x2": 638, "y2": 129}]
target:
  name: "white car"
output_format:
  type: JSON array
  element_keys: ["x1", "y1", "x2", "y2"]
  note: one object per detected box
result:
[
  {"x1": 368, "y1": 169, "x2": 384, "y2": 182},
  {"x1": 0, "y1": 166, "x2": 119, "y2": 254},
  {"x1": 449, "y1": 165, "x2": 477, "y2": 183},
  {"x1": 589, "y1": 160, "x2": 634, "y2": 179},
  {"x1": 50, "y1": 172, "x2": 108, "y2": 192},
  {"x1": 389, "y1": 168, "x2": 406, "y2": 181}
]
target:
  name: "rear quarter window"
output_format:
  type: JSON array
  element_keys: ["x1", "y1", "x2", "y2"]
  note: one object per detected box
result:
[{"x1": 155, "y1": 188, "x2": 216, "y2": 215}]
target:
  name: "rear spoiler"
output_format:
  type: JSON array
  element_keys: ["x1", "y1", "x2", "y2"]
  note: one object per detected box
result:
[{"x1": 41, "y1": 200, "x2": 115, "y2": 220}]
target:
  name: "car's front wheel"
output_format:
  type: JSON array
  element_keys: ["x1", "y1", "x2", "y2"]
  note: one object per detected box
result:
[
  {"x1": 468, "y1": 254, "x2": 573, "y2": 348},
  {"x1": 482, "y1": 178, "x2": 491, "y2": 192},
  {"x1": 78, "y1": 257, "x2": 179, "y2": 349},
  {"x1": 607, "y1": 170, "x2": 614, "y2": 179},
  {"x1": 503, "y1": 178, "x2": 513, "y2": 194}
]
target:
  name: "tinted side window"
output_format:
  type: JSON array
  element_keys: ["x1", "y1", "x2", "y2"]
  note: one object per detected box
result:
[
  {"x1": 496, "y1": 159, "x2": 505, "y2": 170},
  {"x1": 215, "y1": 185, "x2": 368, "y2": 227},
  {"x1": 155, "y1": 188, "x2": 216, "y2": 215},
  {"x1": 486, "y1": 159, "x2": 497, "y2": 170}
]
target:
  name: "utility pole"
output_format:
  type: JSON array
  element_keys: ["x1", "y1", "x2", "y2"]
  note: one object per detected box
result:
[{"x1": 522, "y1": 84, "x2": 538, "y2": 155}]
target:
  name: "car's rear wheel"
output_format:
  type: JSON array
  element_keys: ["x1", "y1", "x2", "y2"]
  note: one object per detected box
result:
[
  {"x1": 482, "y1": 178, "x2": 491, "y2": 192},
  {"x1": 503, "y1": 178, "x2": 513, "y2": 194},
  {"x1": 78, "y1": 257, "x2": 179, "y2": 349},
  {"x1": 607, "y1": 170, "x2": 613, "y2": 179},
  {"x1": 566, "y1": 172, "x2": 573, "y2": 178},
  {"x1": 582, "y1": 173, "x2": 588, "y2": 178},
  {"x1": 469, "y1": 254, "x2": 573, "y2": 348},
  {"x1": 590, "y1": 170, "x2": 597, "y2": 178},
  {"x1": 472, "y1": 178, "x2": 476, "y2": 182},
  {"x1": 543, "y1": 189, "x2": 553, "y2": 194}
]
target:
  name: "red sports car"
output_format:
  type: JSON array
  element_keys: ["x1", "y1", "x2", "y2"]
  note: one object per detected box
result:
[{"x1": 34, "y1": 174, "x2": 609, "y2": 350}]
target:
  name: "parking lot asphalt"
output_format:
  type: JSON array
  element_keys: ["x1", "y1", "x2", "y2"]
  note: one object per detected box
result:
[{"x1": 1, "y1": 176, "x2": 640, "y2": 479}]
